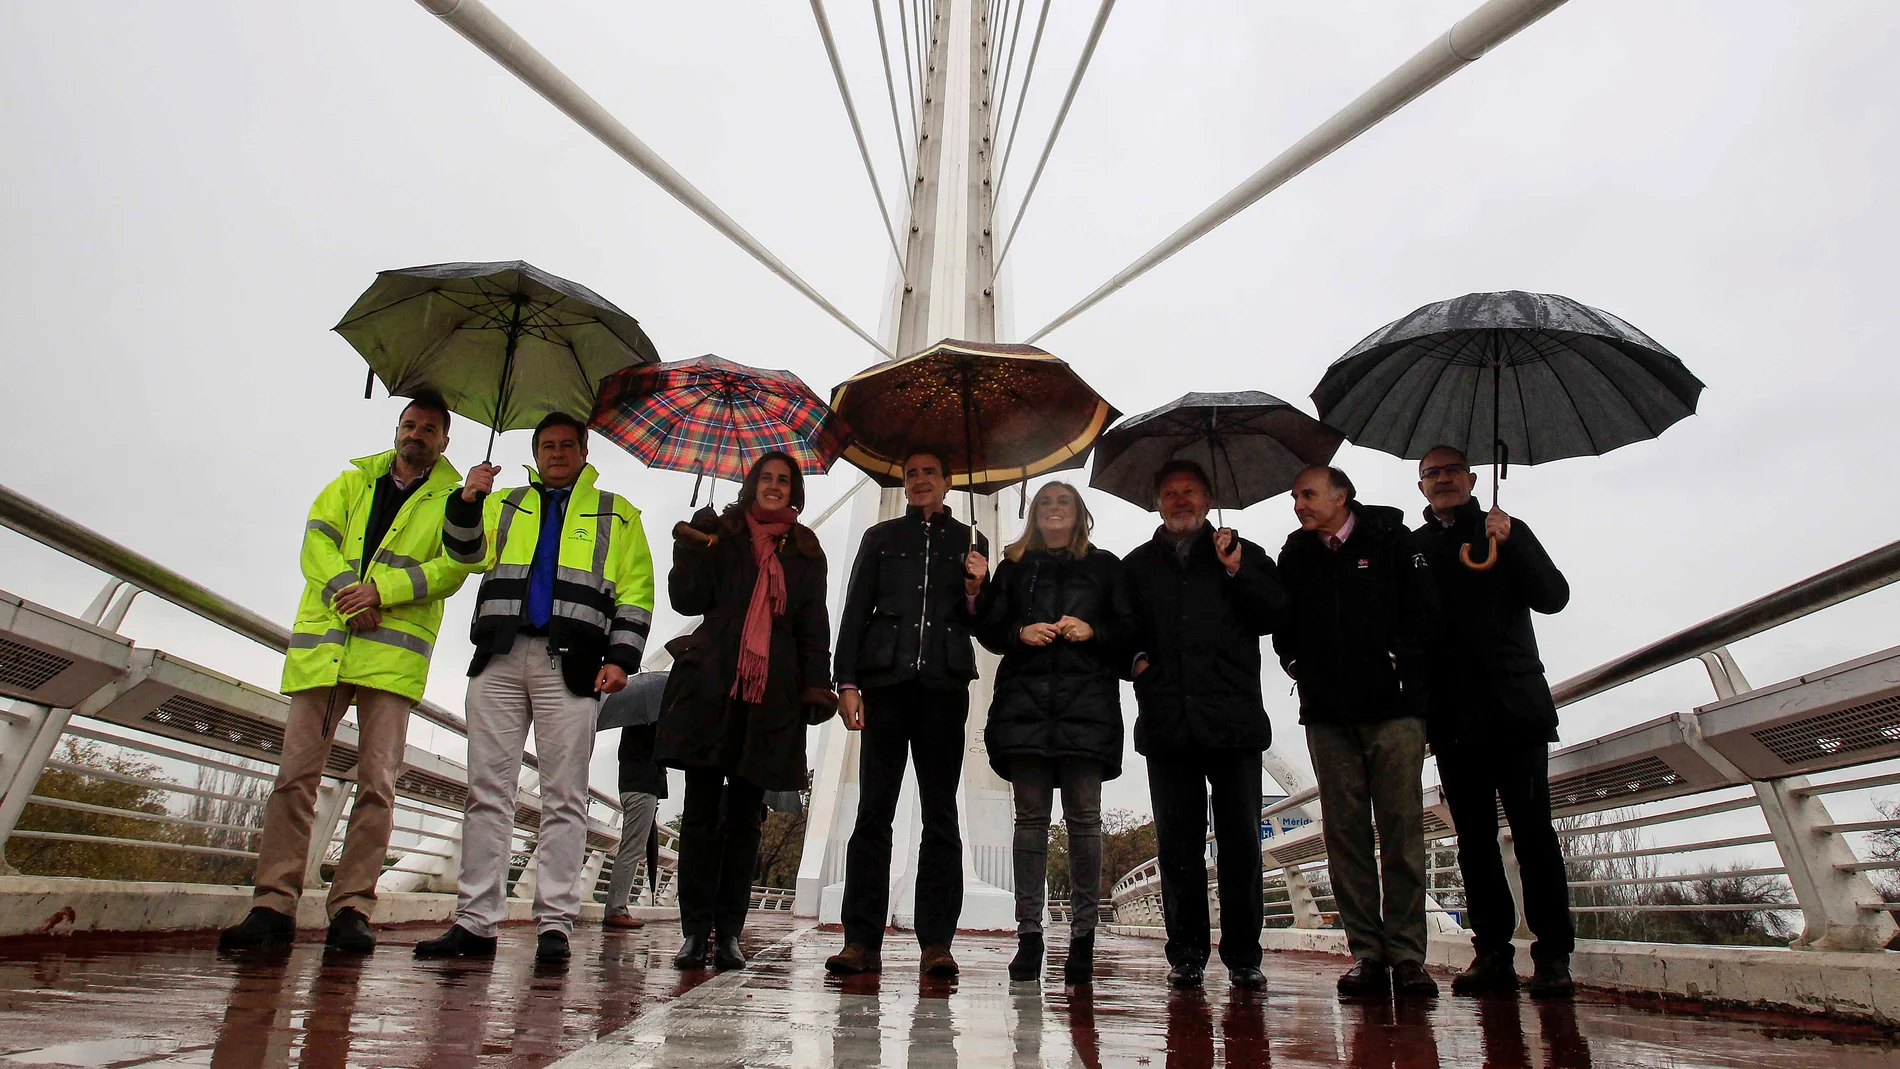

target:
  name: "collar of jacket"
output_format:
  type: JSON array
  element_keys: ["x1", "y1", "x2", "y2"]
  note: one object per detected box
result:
[
  {"x1": 1421, "y1": 496, "x2": 1484, "y2": 529},
  {"x1": 1288, "y1": 500, "x2": 1404, "y2": 551},
  {"x1": 521, "y1": 462, "x2": 600, "y2": 495},
  {"x1": 1149, "y1": 520, "x2": 1214, "y2": 560},
  {"x1": 349, "y1": 449, "x2": 461, "y2": 495},
  {"x1": 905, "y1": 503, "x2": 958, "y2": 526}
]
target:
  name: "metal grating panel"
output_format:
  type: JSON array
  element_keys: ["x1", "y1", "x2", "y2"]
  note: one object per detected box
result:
[
  {"x1": 395, "y1": 768, "x2": 467, "y2": 810},
  {"x1": 1750, "y1": 694, "x2": 1900, "y2": 766},
  {"x1": 323, "y1": 744, "x2": 360, "y2": 776},
  {"x1": 514, "y1": 805, "x2": 542, "y2": 831},
  {"x1": 145, "y1": 694, "x2": 285, "y2": 755},
  {"x1": 1422, "y1": 811, "x2": 1451, "y2": 838},
  {"x1": 0, "y1": 638, "x2": 74, "y2": 692},
  {"x1": 1548, "y1": 755, "x2": 1683, "y2": 811}
]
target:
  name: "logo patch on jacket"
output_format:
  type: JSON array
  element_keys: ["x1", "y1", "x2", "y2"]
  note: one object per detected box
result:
[{"x1": 1357, "y1": 558, "x2": 1370, "y2": 569}]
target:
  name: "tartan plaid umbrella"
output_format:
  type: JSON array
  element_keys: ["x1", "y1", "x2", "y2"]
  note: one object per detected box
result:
[
  {"x1": 590, "y1": 355, "x2": 846, "y2": 500},
  {"x1": 830, "y1": 339, "x2": 1119, "y2": 496}
]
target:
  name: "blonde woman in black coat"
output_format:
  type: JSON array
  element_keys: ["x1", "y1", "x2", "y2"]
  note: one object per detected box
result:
[{"x1": 969, "y1": 481, "x2": 1124, "y2": 985}]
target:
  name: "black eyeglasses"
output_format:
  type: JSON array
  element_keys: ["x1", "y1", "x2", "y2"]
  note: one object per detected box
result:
[{"x1": 1419, "y1": 463, "x2": 1470, "y2": 479}]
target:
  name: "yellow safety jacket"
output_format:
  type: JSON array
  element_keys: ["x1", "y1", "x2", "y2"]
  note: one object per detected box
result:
[
  {"x1": 284, "y1": 451, "x2": 466, "y2": 702},
  {"x1": 443, "y1": 463, "x2": 655, "y2": 693}
]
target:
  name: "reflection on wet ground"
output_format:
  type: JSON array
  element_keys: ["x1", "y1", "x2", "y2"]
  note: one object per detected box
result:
[{"x1": 4, "y1": 920, "x2": 1900, "y2": 1068}]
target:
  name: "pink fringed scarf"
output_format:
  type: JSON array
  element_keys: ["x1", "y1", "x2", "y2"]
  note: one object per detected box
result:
[{"x1": 732, "y1": 506, "x2": 795, "y2": 703}]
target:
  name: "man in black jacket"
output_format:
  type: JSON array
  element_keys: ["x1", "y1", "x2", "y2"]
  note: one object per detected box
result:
[
  {"x1": 1413, "y1": 446, "x2": 1575, "y2": 999},
  {"x1": 826, "y1": 450, "x2": 989, "y2": 978},
  {"x1": 1275, "y1": 466, "x2": 1439, "y2": 998},
  {"x1": 1116, "y1": 460, "x2": 1287, "y2": 990}
]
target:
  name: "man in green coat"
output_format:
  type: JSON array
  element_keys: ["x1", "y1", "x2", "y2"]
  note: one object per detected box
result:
[{"x1": 221, "y1": 391, "x2": 468, "y2": 954}]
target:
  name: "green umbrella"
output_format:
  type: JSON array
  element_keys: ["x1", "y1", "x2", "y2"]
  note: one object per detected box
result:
[{"x1": 335, "y1": 261, "x2": 660, "y2": 458}]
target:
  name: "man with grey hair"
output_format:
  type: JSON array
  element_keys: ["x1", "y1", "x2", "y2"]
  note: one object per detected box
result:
[
  {"x1": 1414, "y1": 445, "x2": 1575, "y2": 999},
  {"x1": 1274, "y1": 465, "x2": 1438, "y2": 998}
]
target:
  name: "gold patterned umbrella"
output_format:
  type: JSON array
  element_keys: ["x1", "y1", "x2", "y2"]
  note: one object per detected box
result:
[{"x1": 830, "y1": 338, "x2": 1119, "y2": 495}]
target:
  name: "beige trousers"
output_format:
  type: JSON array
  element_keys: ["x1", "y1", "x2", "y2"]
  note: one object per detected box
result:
[{"x1": 252, "y1": 684, "x2": 412, "y2": 919}]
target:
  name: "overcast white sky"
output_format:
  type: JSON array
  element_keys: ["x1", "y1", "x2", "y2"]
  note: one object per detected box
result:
[{"x1": 3, "y1": 0, "x2": 1898, "y2": 825}]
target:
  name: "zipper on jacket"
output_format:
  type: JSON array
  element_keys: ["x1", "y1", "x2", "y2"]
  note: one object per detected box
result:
[{"x1": 916, "y1": 516, "x2": 932, "y2": 672}]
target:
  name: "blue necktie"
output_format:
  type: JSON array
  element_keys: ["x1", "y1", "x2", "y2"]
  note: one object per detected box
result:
[{"x1": 526, "y1": 487, "x2": 570, "y2": 628}]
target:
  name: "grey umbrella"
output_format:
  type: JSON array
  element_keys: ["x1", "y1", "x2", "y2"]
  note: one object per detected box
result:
[
  {"x1": 335, "y1": 261, "x2": 661, "y2": 459},
  {"x1": 1312, "y1": 290, "x2": 1703, "y2": 566},
  {"x1": 1088, "y1": 391, "x2": 1344, "y2": 520},
  {"x1": 596, "y1": 670, "x2": 669, "y2": 732}
]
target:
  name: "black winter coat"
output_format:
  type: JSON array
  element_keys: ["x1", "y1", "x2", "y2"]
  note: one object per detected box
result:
[
  {"x1": 653, "y1": 507, "x2": 835, "y2": 791},
  {"x1": 1272, "y1": 502, "x2": 1437, "y2": 726},
  {"x1": 616, "y1": 722, "x2": 669, "y2": 798},
  {"x1": 1413, "y1": 499, "x2": 1570, "y2": 746},
  {"x1": 1115, "y1": 524, "x2": 1288, "y2": 754},
  {"x1": 972, "y1": 547, "x2": 1126, "y2": 781},
  {"x1": 834, "y1": 505, "x2": 989, "y2": 692}
]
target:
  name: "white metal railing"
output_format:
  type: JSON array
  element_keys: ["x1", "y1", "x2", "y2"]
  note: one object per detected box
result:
[
  {"x1": 1110, "y1": 538, "x2": 1900, "y2": 952},
  {"x1": 0, "y1": 484, "x2": 786, "y2": 920}
]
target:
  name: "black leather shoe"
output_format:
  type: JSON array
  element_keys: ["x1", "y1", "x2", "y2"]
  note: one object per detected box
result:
[
  {"x1": 713, "y1": 935, "x2": 747, "y2": 971},
  {"x1": 1528, "y1": 952, "x2": 1575, "y2": 999},
  {"x1": 674, "y1": 933, "x2": 711, "y2": 970},
  {"x1": 1452, "y1": 949, "x2": 1520, "y2": 995},
  {"x1": 1229, "y1": 965, "x2": 1267, "y2": 990},
  {"x1": 1168, "y1": 962, "x2": 1205, "y2": 989},
  {"x1": 325, "y1": 907, "x2": 375, "y2": 953},
  {"x1": 1392, "y1": 960, "x2": 1439, "y2": 998},
  {"x1": 219, "y1": 906, "x2": 294, "y2": 950},
  {"x1": 535, "y1": 930, "x2": 571, "y2": 964},
  {"x1": 1009, "y1": 932, "x2": 1045, "y2": 982},
  {"x1": 1063, "y1": 932, "x2": 1095, "y2": 986},
  {"x1": 1336, "y1": 959, "x2": 1391, "y2": 996},
  {"x1": 413, "y1": 924, "x2": 498, "y2": 959}
]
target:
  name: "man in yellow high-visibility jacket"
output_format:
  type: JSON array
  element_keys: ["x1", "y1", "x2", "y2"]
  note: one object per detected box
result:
[
  {"x1": 221, "y1": 390, "x2": 467, "y2": 954},
  {"x1": 415, "y1": 412, "x2": 655, "y2": 965}
]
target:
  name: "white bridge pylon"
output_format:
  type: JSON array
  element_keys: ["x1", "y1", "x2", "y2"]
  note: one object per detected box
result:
[{"x1": 797, "y1": 0, "x2": 1017, "y2": 931}]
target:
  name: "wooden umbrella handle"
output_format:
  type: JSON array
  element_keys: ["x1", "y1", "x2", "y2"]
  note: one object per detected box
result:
[{"x1": 1459, "y1": 536, "x2": 1500, "y2": 572}]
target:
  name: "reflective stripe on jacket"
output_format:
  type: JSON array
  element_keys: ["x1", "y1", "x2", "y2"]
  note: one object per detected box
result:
[
  {"x1": 444, "y1": 463, "x2": 656, "y2": 683},
  {"x1": 283, "y1": 451, "x2": 466, "y2": 701}
]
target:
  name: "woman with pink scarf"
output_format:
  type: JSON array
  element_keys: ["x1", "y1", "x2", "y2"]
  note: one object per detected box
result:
[{"x1": 655, "y1": 451, "x2": 836, "y2": 971}]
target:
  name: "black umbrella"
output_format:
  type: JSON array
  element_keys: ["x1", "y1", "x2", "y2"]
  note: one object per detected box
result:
[
  {"x1": 1313, "y1": 290, "x2": 1703, "y2": 567},
  {"x1": 335, "y1": 261, "x2": 661, "y2": 460},
  {"x1": 1088, "y1": 392, "x2": 1343, "y2": 522}
]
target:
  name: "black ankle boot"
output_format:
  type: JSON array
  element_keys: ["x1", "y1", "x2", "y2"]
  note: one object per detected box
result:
[
  {"x1": 1008, "y1": 932, "x2": 1045, "y2": 981},
  {"x1": 674, "y1": 933, "x2": 711, "y2": 970},
  {"x1": 1063, "y1": 932, "x2": 1095, "y2": 985}
]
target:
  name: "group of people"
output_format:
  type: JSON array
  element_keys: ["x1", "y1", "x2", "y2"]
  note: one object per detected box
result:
[{"x1": 217, "y1": 389, "x2": 1578, "y2": 1002}]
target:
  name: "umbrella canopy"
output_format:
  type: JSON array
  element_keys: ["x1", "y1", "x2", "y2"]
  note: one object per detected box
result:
[
  {"x1": 830, "y1": 339, "x2": 1119, "y2": 495},
  {"x1": 1090, "y1": 391, "x2": 1344, "y2": 512},
  {"x1": 335, "y1": 261, "x2": 660, "y2": 457},
  {"x1": 590, "y1": 356, "x2": 846, "y2": 497},
  {"x1": 596, "y1": 670, "x2": 669, "y2": 732},
  {"x1": 1312, "y1": 290, "x2": 1703, "y2": 471}
]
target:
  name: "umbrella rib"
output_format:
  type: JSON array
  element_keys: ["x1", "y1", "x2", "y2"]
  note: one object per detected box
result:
[
  {"x1": 1573, "y1": 333, "x2": 1666, "y2": 439},
  {"x1": 1395, "y1": 343, "x2": 1447, "y2": 459}
]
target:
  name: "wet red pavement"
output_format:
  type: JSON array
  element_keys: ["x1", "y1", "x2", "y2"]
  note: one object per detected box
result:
[{"x1": 3, "y1": 919, "x2": 1899, "y2": 1068}]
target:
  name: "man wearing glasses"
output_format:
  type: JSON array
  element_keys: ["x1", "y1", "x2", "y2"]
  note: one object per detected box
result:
[{"x1": 1413, "y1": 446, "x2": 1575, "y2": 999}]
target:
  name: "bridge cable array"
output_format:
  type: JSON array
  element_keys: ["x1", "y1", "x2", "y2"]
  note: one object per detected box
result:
[
  {"x1": 1024, "y1": 0, "x2": 1572, "y2": 344},
  {"x1": 870, "y1": 0, "x2": 914, "y2": 185},
  {"x1": 992, "y1": 0, "x2": 1120, "y2": 275},
  {"x1": 990, "y1": 0, "x2": 1052, "y2": 205},
  {"x1": 810, "y1": 0, "x2": 909, "y2": 275},
  {"x1": 413, "y1": 0, "x2": 894, "y2": 358},
  {"x1": 988, "y1": 0, "x2": 1029, "y2": 144}
]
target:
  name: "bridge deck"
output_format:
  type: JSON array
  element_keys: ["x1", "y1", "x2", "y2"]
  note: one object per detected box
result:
[{"x1": 4, "y1": 920, "x2": 1899, "y2": 1068}]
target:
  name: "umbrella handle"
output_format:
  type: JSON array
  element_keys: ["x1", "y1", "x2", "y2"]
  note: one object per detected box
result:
[{"x1": 1459, "y1": 536, "x2": 1500, "y2": 572}]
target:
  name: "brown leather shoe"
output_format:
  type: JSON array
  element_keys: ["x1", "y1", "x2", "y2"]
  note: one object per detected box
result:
[
  {"x1": 825, "y1": 943, "x2": 883, "y2": 975},
  {"x1": 603, "y1": 913, "x2": 645, "y2": 930},
  {"x1": 920, "y1": 945, "x2": 960, "y2": 978}
]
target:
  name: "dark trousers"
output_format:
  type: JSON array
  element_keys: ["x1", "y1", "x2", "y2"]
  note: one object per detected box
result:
[
  {"x1": 841, "y1": 682, "x2": 968, "y2": 949},
  {"x1": 1147, "y1": 746, "x2": 1264, "y2": 970},
  {"x1": 1437, "y1": 736, "x2": 1575, "y2": 957},
  {"x1": 1307, "y1": 717, "x2": 1431, "y2": 967},
  {"x1": 1010, "y1": 756, "x2": 1103, "y2": 935},
  {"x1": 676, "y1": 766, "x2": 766, "y2": 940}
]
